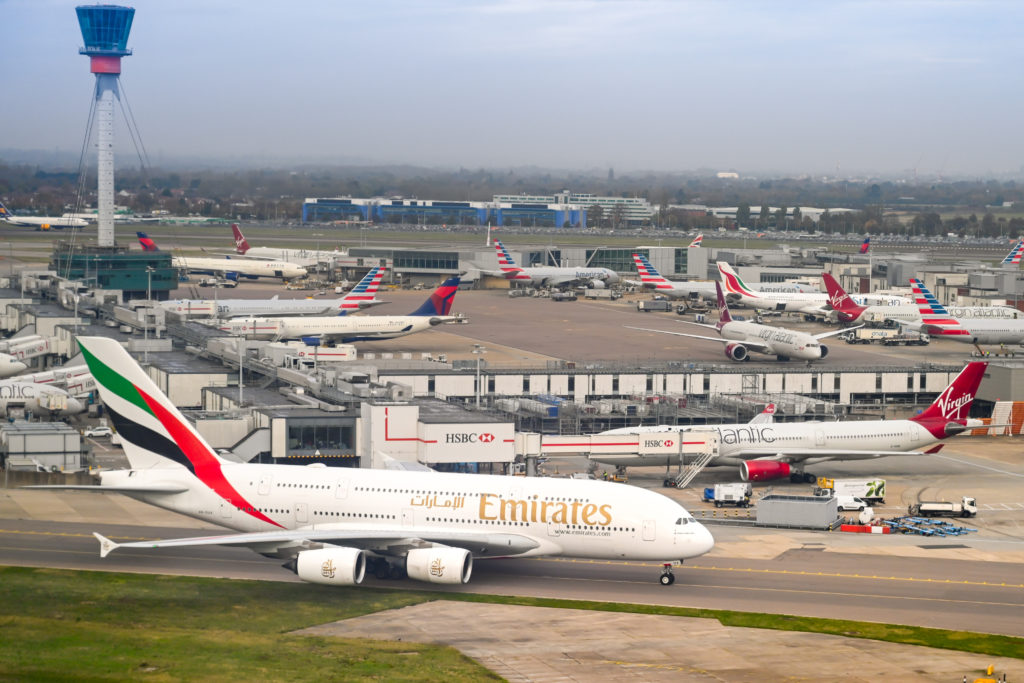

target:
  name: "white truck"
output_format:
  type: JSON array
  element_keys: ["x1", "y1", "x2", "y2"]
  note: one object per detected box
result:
[
  {"x1": 816, "y1": 477, "x2": 886, "y2": 504},
  {"x1": 637, "y1": 299, "x2": 672, "y2": 312},
  {"x1": 841, "y1": 328, "x2": 928, "y2": 346},
  {"x1": 703, "y1": 482, "x2": 753, "y2": 508},
  {"x1": 909, "y1": 496, "x2": 978, "y2": 518}
]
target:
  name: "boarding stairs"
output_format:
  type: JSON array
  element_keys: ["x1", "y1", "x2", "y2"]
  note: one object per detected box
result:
[{"x1": 673, "y1": 450, "x2": 717, "y2": 489}]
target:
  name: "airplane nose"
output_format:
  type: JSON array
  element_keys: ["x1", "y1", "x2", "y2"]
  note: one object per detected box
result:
[
  {"x1": 695, "y1": 523, "x2": 715, "y2": 556},
  {"x1": 64, "y1": 398, "x2": 85, "y2": 415}
]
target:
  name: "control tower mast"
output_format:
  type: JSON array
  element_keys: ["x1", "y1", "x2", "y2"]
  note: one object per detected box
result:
[{"x1": 76, "y1": 4, "x2": 135, "y2": 248}]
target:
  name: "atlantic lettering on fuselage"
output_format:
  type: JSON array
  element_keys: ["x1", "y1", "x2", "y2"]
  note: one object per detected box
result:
[
  {"x1": 716, "y1": 425, "x2": 777, "y2": 445},
  {"x1": 757, "y1": 328, "x2": 795, "y2": 345}
]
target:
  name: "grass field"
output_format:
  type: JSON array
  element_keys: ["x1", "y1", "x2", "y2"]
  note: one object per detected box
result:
[{"x1": 0, "y1": 566, "x2": 1020, "y2": 681}]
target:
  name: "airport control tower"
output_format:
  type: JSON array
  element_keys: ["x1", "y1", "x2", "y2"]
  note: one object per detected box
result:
[{"x1": 76, "y1": 4, "x2": 134, "y2": 248}]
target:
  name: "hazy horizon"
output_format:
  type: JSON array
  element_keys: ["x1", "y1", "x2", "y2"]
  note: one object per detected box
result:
[{"x1": 4, "y1": 1, "x2": 1023, "y2": 178}]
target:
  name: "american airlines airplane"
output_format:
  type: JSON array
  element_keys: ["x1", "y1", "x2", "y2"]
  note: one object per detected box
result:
[
  {"x1": 137, "y1": 232, "x2": 307, "y2": 281},
  {"x1": 492, "y1": 240, "x2": 619, "y2": 288},
  {"x1": 160, "y1": 267, "x2": 387, "y2": 319},
  {"x1": 631, "y1": 254, "x2": 816, "y2": 301},
  {"x1": 822, "y1": 273, "x2": 1019, "y2": 326},
  {"x1": 1001, "y1": 238, "x2": 1024, "y2": 266},
  {"x1": 217, "y1": 277, "x2": 462, "y2": 344},
  {"x1": 910, "y1": 278, "x2": 1024, "y2": 347},
  {"x1": 628, "y1": 281, "x2": 852, "y2": 362},
  {"x1": 591, "y1": 361, "x2": 988, "y2": 483},
  {"x1": 40, "y1": 336, "x2": 713, "y2": 587},
  {"x1": 0, "y1": 200, "x2": 88, "y2": 229}
]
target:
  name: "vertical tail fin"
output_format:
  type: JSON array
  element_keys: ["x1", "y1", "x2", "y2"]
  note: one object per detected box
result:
[
  {"x1": 336, "y1": 266, "x2": 386, "y2": 313},
  {"x1": 859, "y1": 237, "x2": 870, "y2": 254},
  {"x1": 714, "y1": 281, "x2": 732, "y2": 329},
  {"x1": 409, "y1": 277, "x2": 461, "y2": 316},
  {"x1": 136, "y1": 232, "x2": 158, "y2": 252},
  {"x1": 632, "y1": 253, "x2": 671, "y2": 289},
  {"x1": 688, "y1": 234, "x2": 703, "y2": 248},
  {"x1": 821, "y1": 273, "x2": 865, "y2": 321},
  {"x1": 911, "y1": 361, "x2": 987, "y2": 426},
  {"x1": 232, "y1": 224, "x2": 250, "y2": 254},
  {"x1": 716, "y1": 261, "x2": 756, "y2": 296},
  {"x1": 1001, "y1": 239, "x2": 1024, "y2": 265},
  {"x1": 0, "y1": 200, "x2": 11, "y2": 220},
  {"x1": 909, "y1": 278, "x2": 968, "y2": 336}
]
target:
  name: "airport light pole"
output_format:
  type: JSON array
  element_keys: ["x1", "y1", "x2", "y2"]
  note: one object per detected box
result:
[
  {"x1": 144, "y1": 266, "x2": 154, "y2": 362},
  {"x1": 472, "y1": 344, "x2": 486, "y2": 409}
]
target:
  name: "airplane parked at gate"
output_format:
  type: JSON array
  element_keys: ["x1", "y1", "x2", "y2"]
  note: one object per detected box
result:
[
  {"x1": 0, "y1": 381, "x2": 84, "y2": 417},
  {"x1": 492, "y1": 240, "x2": 619, "y2": 288},
  {"x1": 161, "y1": 267, "x2": 387, "y2": 319},
  {"x1": 908, "y1": 278, "x2": 1024, "y2": 348},
  {"x1": 821, "y1": 273, "x2": 1019, "y2": 326},
  {"x1": 631, "y1": 254, "x2": 814, "y2": 301},
  {"x1": 217, "y1": 277, "x2": 462, "y2": 344},
  {"x1": 231, "y1": 224, "x2": 348, "y2": 266},
  {"x1": 137, "y1": 233, "x2": 307, "y2": 281},
  {"x1": 0, "y1": 200, "x2": 88, "y2": 229},
  {"x1": 627, "y1": 281, "x2": 853, "y2": 362},
  {"x1": 591, "y1": 362, "x2": 988, "y2": 483},
  {"x1": 34, "y1": 336, "x2": 713, "y2": 587},
  {"x1": 0, "y1": 353, "x2": 28, "y2": 378}
]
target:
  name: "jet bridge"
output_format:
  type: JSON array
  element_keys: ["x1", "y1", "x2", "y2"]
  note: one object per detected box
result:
[
  {"x1": 0, "y1": 335, "x2": 53, "y2": 364},
  {"x1": 515, "y1": 429, "x2": 720, "y2": 488}
]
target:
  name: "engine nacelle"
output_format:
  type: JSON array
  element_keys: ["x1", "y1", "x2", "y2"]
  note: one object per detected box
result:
[
  {"x1": 588, "y1": 279, "x2": 606, "y2": 289},
  {"x1": 405, "y1": 546, "x2": 472, "y2": 584},
  {"x1": 724, "y1": 343, "x2": 749, "y2": 361},
  {"x1": 819, "y1": 344, "x2": 829, "y2": 359},
  {"x1": 740, "y1": 460, "x2": 791, "y2": 482},
  {"x1": 294, "y1": 547, "x2": 366, "y2": 586},
  {"x1": 300, "y1": 336, "x2": 323, "y2": 347},
  {"x1": 224, "y1": 271, "x2": 239, "y2": 281}
]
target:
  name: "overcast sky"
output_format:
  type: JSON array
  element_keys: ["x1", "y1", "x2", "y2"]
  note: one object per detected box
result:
[{"x1": 3, "y1": 0, "x2": 1022, "y2": 177}]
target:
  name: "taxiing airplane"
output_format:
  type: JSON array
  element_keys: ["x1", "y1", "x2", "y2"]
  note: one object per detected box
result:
[
  {"x1": 217, "y1": 277, "x2": 462, "y2": 344},
  {"x1": 688, "y1": 234, "x2": 703, "y2": 248},
  {"x1": 137, "y1": 232, "x2": 307, "y2": 281},
  {"x1": 822, "y1": 273, "x2": 1019, "y2": 326},
  {"x1": 0, "y1": 381, "x2": 84, "y2": 417},
  {"x1": 38, "y1": 336, "x2": 712, "y2": 587},
  {"x1": 232, "y1": 224, "x2": 347, "y2": 266},
  {"x1": 627, "y1": 281, "x2": 852, "y2": 362},
  {"x1": 493, "y1": 240, "x2": 619, "y2": 288},
  {"x1": 160, "y1": 267, "x2": 387, "y2": 319},
  {"x1": 0, "y1": 200, "x2": 88, "y2": 229},
  {"x1": 591, "y1": 361, "x2": 988, "y2": 483},
  {"x1": 909, "y1": 278, "x2": 1024, "y2": 347}
]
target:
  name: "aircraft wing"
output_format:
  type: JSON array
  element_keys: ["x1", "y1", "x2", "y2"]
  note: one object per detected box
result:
[
  {"x1": 624, "y1": 326, "x2": 774, "y2": 352},
  {"x1": 814, "y1": 324, "x2": 862, "y2": 340},
  {"x1": 25, "y1": 483, "x2": 191, "y2": 494},
  {"x1": 94, "y1": 528, "x2": 540, "y2": 559}
]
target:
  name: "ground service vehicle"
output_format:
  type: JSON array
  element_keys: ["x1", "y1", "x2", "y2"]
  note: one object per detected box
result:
[
  {"x1": 550, "y1": 292, "x2": 577, "y2": 302},
  {"x1": 841, "y1": 328, "x2": 928, "y2": 345},
  {"x1": 83, "y1": 426, "x2": 112, "y2": 437},
  {"x1": 835, "y1": 495, "x2": 869, "y2": 511},
  {"x1": 637, "y1": 299, "x2": 672, "y2": 312},
  {"x1": 703, "y1": 482, "x2": 752, "y2": 507},
  {"x1": 816, "y1": 477, "x2": 886, "y2": 504},
  {"x1": 909, "y1": 496, "x2": 978, "y2": 518}
]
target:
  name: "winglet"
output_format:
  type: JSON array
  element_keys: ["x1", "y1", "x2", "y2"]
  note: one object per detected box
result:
[{"x1": 94, "y1": 532, "x2": 119, "y2": 558}]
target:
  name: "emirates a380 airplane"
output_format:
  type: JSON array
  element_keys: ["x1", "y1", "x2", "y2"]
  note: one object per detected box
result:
[{"x1": 38, "y1": 337, "x2": 713, "y2": 587}]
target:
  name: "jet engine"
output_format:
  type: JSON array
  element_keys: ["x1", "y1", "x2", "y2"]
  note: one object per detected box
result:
[
  {"x1": 819, "y1": 344, "x2": 829, "y2": 359},
  {"x1": 224, "y1": 271, "x2": 239, "y2": 281},
  {"x1": 740, "y1": 460, "x2": 791, "y2": 482},
  {"x1": 405, "y1": 546, "x2": 472, "y2": 584},
  {"x1": 588, "y1": 279, "x2": 606, "y2": 289},
  {"x1": 300, "y1": 336, "x2": 323, "y2": 347},
  {"x1": 724, "y1": 343, "x2": 749, "y2": 362},
  {"x1": 293, "y1": 547, "x2": 366, "y2": 585}
]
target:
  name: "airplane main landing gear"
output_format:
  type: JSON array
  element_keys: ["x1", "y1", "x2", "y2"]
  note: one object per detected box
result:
[{"x1": 659, "y1": 563, "x2": 676, "y2": 586}]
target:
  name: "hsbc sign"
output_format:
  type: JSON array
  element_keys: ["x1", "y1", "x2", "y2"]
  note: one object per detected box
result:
[
  {"x1": 445, "y1": 432, "x2": 496, "y2": 444},
  {"x1": 639, "y1": 434, "x2": 686, "y2": 455}
]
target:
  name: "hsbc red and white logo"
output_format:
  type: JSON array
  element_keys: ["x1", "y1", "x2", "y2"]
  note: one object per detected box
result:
[
  {"x1": 664, "y1": 440, "x2": 674, "y2": 447},
  {"x1": 446, "y1": 432, "x2": 497, "y2": 444}
]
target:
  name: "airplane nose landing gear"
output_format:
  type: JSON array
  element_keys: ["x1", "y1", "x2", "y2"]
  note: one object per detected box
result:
[{"x1": 659, "y1": 562, "x2": 676, "y2": 585}]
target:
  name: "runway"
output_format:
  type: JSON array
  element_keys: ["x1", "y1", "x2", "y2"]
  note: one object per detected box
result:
[{"x1": 2, "y1": 508, "x2": 1022, "y2": 637}]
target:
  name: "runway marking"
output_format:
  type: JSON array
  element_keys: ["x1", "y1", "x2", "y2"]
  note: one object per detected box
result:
[
  {"x1": 929, "y1": 453, "x2": 1024, "y2": 477},
  {"x1": 532, "y1": 557, "x2": 1024, "y2": 589}
]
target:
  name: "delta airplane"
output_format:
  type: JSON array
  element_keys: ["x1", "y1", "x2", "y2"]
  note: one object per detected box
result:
[
  {"x1": 37, "y1": 336, "x2": 713, "y2": 587},
  {"x1": 822, "y1": 273, "x2": 1019, "y2": 326},
  {"x1": 859, "y1": 237, "x2": 870, "y2": 254},
  {"x1": 909, "y1": 278, "x2": 1024, "y2": 347},
  {"x1": 0, "y1": 200, "x2": 88, "y2": 229},
  {"x1": 492, "y1": 240, "x2": 619, "y2": 288},
  {"x1": 632, "y1": 254, "x2": 816, "y2": 301},
  {"x1": 231, "y1": 224, "x2": 347, "y2": 266},
  {"x1": 591, "y1": 361, "x2": 988, "y2": 483},
  {"x1": 160, "y1": 267, "x2": 387, "y2": 319},
  {"x1": 0, "y1": 381, "x2": 84, "y2": 417},
  {"x1": 627, "y1": 281, "x2": 853, "y2": 362},
  {"x1": 216, "y1": 277, "x2": 462, "y2": 344},
  {"x1": 137, "y1": 232, "x2": 306, "y2": 281},
  {"x1": 717, "y1": 262, "x2": 902, "y2": 316}
]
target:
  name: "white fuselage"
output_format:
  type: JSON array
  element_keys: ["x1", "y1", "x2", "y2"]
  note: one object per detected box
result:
[
  {"x1": 100, "y1": 465, "x2": 714, "y2": 562},
  {"x1": 161, "y1": 298, "x2": 364, "y2": 319},
  {"x1": 219, "y1": 314, "x2": 452, "y2": 342},
  {"x1": 720, "y1": 320, "x2": 824, "y2": 360},
  {"x1": 592, "y1": 418, "x2": 940, "y2": 469},
  {"x1": 852, "y1": 304, "x2": 1020, "y2": 326},
  {"x1": 931, "y1": 320, "x2": 1024, "y2": 345},
  {"x1": 2, "y1": 214, "x2": 88, "y2": 228},
  {"x1": 0, "y1": 382, "x2": 84, "y2": 416},
  {"x1": 240, "y1": 247, "x2": 347, "y2": 267},
  {"x1": 505, "y1": 266, "x2": 619, "y2": 287},
  {"x1": 173, "y1": 256, "x2": 306, "y2": 280},
  {"x1": 0, "y1": 353, "x2": 28, "y2": 378}
]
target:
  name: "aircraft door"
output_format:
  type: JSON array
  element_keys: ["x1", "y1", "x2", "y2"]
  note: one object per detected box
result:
[
  {"x1": 815, "y1": 429, "x2": 825, "y2": 447},
  {"x1": 335, "y1": 479, "x2": 349, "y2": 499},
  {"x1": 642, "y1": 519, "x2": 656, "y2": 541},
  {"x1": 219, "y1": 501, "x2": 234, "y2": 519},
  {"x1": 295, "y1": 502, "x2": 308, "y2": 524},
  {"x1": 402, "y1": 509, "x2": 415, "y2": 527},
  {"x1": 258, "y1": 476, "x2": 272, "y2": 495}
]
